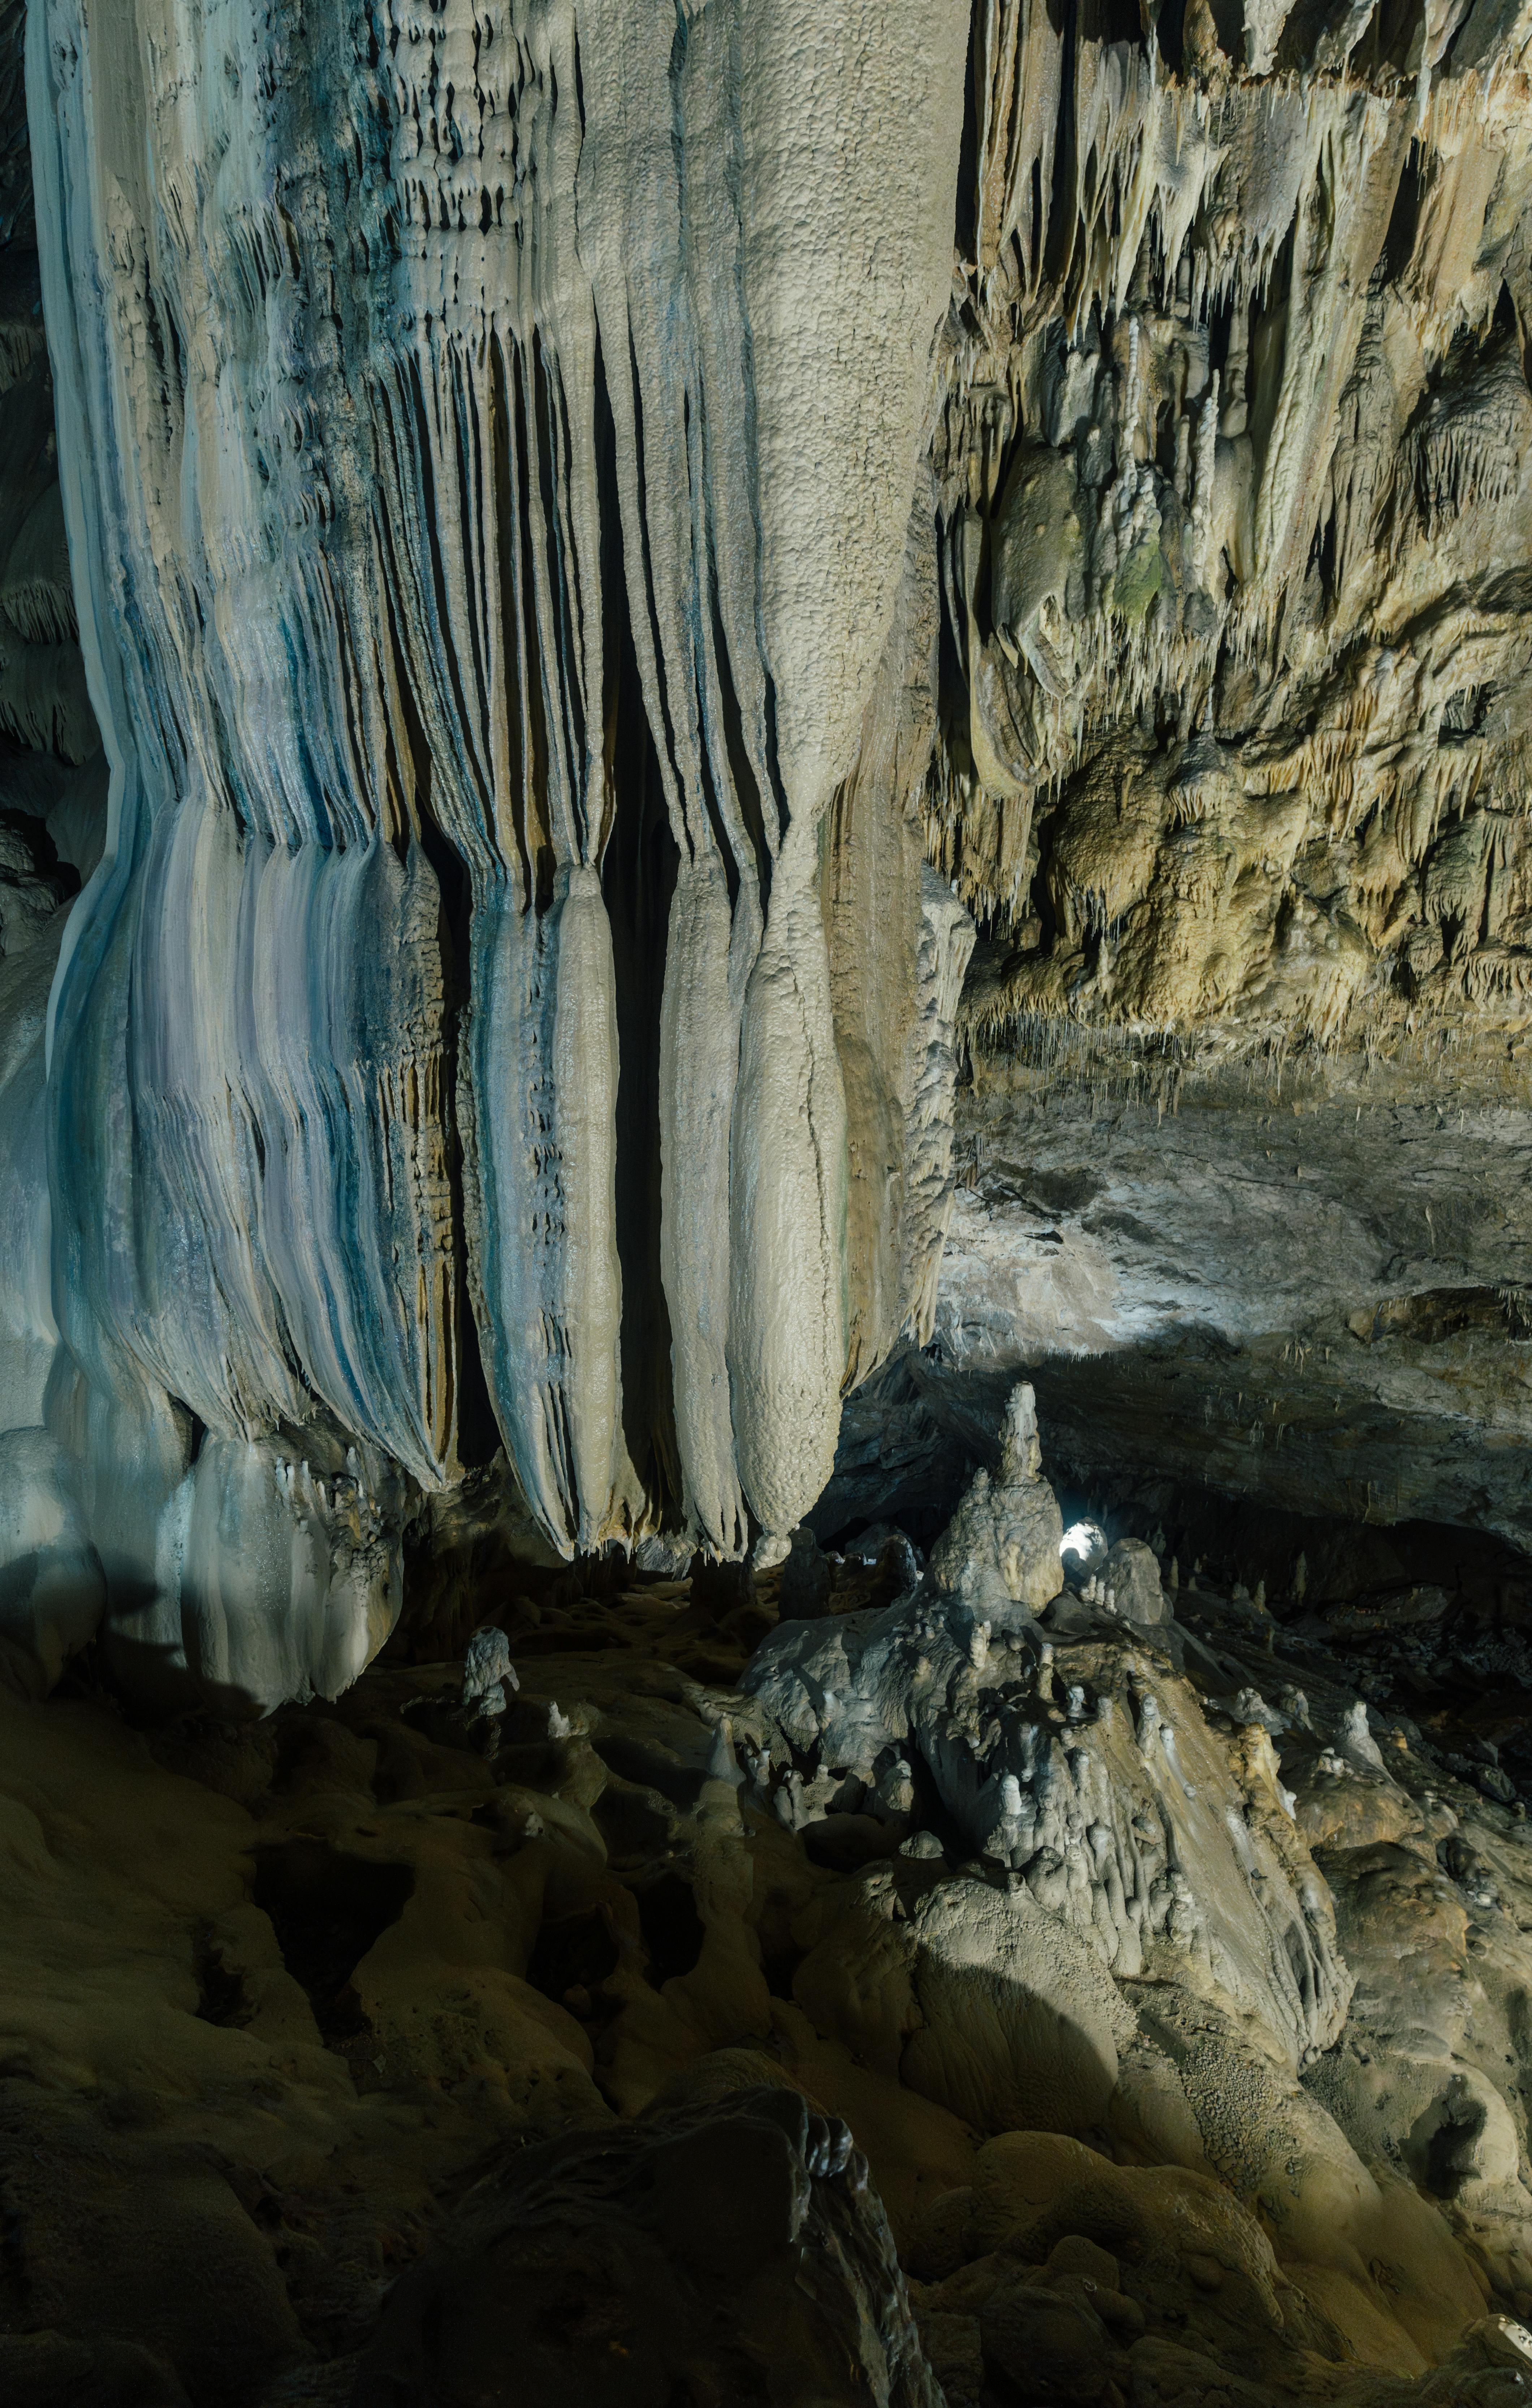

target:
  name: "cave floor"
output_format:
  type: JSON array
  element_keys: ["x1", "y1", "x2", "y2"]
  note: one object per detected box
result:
[{"x1": 4, "y1": 1543, "x2": 1532, "y2": 2408}]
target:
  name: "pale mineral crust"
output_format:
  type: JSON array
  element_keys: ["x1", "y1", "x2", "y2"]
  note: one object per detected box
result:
[
  {"x1": 5, "y1": 0, "x2": 975, "y2": 1699},
  {"x1": 0, "y1": 0, "x2": 1527, "y2": 1691},
  {"x1": 3, "y1": 5, "x2": 1532, "y2": 2398}
]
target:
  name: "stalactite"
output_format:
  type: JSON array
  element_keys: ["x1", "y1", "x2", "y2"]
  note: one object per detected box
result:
[
  {"x1": 1, "y1": 0, "x2": 1529, "y2": 1703},
  {"x1": 931, "y1": 0, "x2": 1532, "y2": 1075},
  {"x1": 14, "y1": 0, "x2": 970, "y2": 1700}
]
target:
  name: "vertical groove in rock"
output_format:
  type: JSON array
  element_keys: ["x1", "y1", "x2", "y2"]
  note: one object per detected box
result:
[{"x1": 12, "y1": 0, "x2": 967, "y2": 1697}]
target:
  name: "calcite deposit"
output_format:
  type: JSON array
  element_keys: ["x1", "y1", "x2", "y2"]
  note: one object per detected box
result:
[
  {"x1": 4, "y1": 0, "x2": 976, "y2": 1696},
  {"x1": 0, "y1": 0, "x2": 1529, "y2": 1683},
  {"x1": 3, "y1": 0, "x2": 1532, "y2": 2396}
]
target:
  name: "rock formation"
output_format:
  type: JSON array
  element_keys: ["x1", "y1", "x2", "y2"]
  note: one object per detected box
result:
[
  {"x1": 4, "y1": 1386, "x2": 1532, "y2": 2406},
  {"x1": 745, "y1": 1391, "x2": 1351, "y2": 2079},
  {"x1": 4, "y1": 0, "x2": 1532, "y2": 2397},
  {"x1": 0, "y1": 0, "x2": 1528, "y2": 1697},
  {"x1": 351, "y1": 2085, "x2": 940, "y2": 2408},
  {"x1": 4, "y1": 0, "x2": 978, "y2": 1700},
  {"x1": 831, "y1": 0, "x2": 1532, "y2": 1547}
]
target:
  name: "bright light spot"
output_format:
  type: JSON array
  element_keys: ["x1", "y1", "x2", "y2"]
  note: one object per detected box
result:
[{"x1": 1060, "y1": 1519, "x2": 1106, "y2": 1565}]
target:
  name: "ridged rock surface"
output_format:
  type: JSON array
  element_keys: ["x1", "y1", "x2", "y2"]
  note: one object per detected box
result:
[
  {"x1": 1, "y1": 0, "x2": 1531, "y2": 1704},
  {"x1": 4, "y1": 0, "x2": 979, "y2": 1701}
]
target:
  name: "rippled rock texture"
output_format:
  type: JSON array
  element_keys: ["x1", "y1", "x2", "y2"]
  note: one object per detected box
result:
[
  {"x1": 5, "y1": 0, "x2": 981, "y2": 1700},
  {"x1": 2, "y1": 0, "x2": 1531, "y2": 1697}
]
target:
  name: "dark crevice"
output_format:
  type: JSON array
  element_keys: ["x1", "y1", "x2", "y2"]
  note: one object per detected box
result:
[
  {"x1": 593, "y1": 1731, "x2": 706, "y2": 1808},
  {"x1": 631, "y1": 1868, "x2": 705, "y2": 1982},
  {"x1": 411, "y1": 797, "x2": 500, "y2": 1473},
  {"x1": 592, "y1": 1781, "x2": 675, "y2": 1862},
  {"x1": 1207, "y1": 0, "x2": 1247, "y2": 60},
  {"x1": 595, "y1": 328, "x2": 683, "y2": 1525},
  {"x1": 702, "y1": 468, "x2": 770, "y2": 909},
  {"x1": 1424, "y1": 2101, "x2": 1484, "y2": 2200},
  {"x1": 0, "y1": 2192, "x2": 28, "y2": 2318},
  {"x1": 509, "y1": 336, "x2": 557, "y2": 914},
  {"x1": 531, "y1": 329, "x2": 589, "y2": 849},
  {"x1": 194, "y1": 1921, "x2": 253, "y2": 2028},
  {"x1": 1081, "y1": 0, "x2": 1145, "y2": 43},
  {"x1": 488, "y1": 329, "x2": 538, "y2": 904},
  {"x1": 1382, "y1": 142, "x2": 1427, "y2": 288},
  {"x1": 622, "y1": 321, "x2": 686, "y2": 822},
  {"x1": 1351, "y1": 0, "x2": 1424, "y2": 75},
  {"x1": 404, "y1": 356, "x2": 492, "y2": 845},
  {"x1": 377, "y1": 495, "x2": 499, "y2": 1474},
  {"x1": 527, "y1": 1908, "x2": 620, "y2": 2004},
  {"x1": 954, "y1": 0, "x2": 980, "y2": 263},
  {"x1": 1247, "y1": 214, "x2": 1297, "y2": 484},
  {"x1": 1439, "y1": 683, "x2": 1490, "y2": 740},
  {"x1": 1043, "y1": 0, "x2": 1077, "y2": 294},
  {"x1": 1311, "y1": 501, "x2": 1338, "y2": 611},
  {"x1": 251, "y1": 1842, "x2": 413, "y2": 2049}
]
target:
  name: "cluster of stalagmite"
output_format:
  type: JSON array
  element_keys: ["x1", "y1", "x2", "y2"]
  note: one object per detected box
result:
[
  {"x1": 745, "y1": 1387, "x2": 1352, "y2": 2071},
  {"x1": 6, "y1": 1369, "x2": 1532, "y2": 2401},
  {"x1": 724, "y1": 1386, "x2": 1532, "y2": 2397}
]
